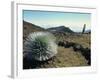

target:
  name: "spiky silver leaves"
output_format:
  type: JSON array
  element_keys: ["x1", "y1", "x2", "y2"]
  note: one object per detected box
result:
[{"x1": 23, "y1": 32, "x2": 57, "y2": 61}]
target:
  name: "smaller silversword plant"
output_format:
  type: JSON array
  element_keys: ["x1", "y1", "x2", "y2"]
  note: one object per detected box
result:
[{"x1": 24, "y1": 32, "x2": 57, "y2": 61}]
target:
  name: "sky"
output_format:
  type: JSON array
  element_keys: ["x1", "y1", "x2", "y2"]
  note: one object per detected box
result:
[{"x1": 23, "y1": 10, "x2": 91, "y2": 32}]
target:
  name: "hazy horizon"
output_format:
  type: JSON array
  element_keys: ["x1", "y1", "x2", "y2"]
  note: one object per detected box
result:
[{"x1": 23, "y1": 10, "x2": 91, "y2": 32}]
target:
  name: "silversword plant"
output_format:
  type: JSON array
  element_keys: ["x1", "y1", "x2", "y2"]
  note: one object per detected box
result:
[{"x1": 24, "y1": 32, "x2": 57, "y2": 61}]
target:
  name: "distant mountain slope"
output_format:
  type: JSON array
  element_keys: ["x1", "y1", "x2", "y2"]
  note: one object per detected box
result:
[
  {"x1": 47, "y1": 26, "x2": 74, "y2": 33},
  {"x1": 23, "y1": 21, "x2": 74, "y2": 41},
  {"x1": 23, "y1": 21, "x2": 45, "y2": 40},
  {"x1": 85, "y1": 30, "x2": 91, "y2": 34}
]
